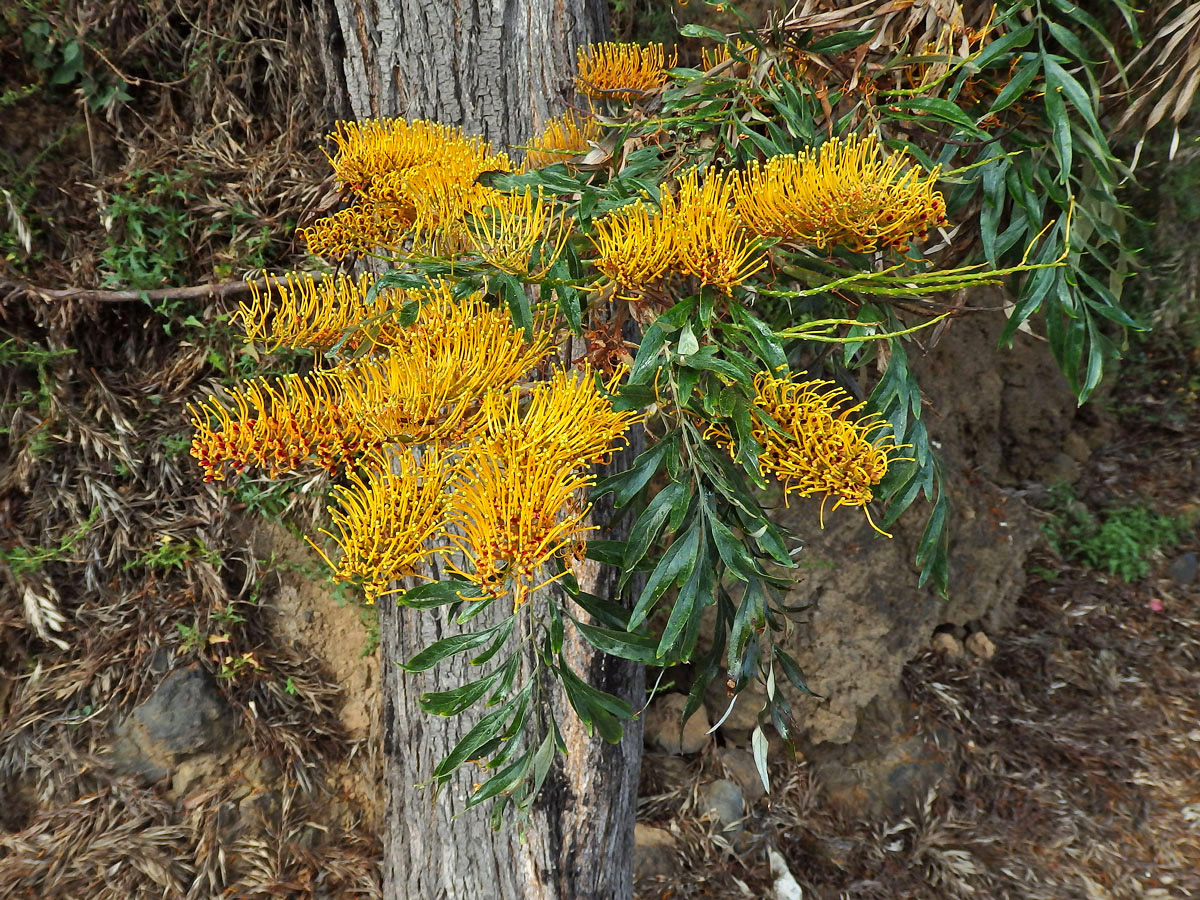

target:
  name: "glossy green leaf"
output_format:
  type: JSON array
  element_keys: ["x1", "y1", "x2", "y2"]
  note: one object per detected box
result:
[
  {"x1": 629, "y1": 518, "x2": 700, "y2": 630},
  {"x1": 571, "y1": 616, "x2": 661, "y2": 664},
  {"x1": 432, "y1": 682, "x2": 532, "y2": 783},
  {"x1": 400, "y1": 615, "x2": 515, "y2": 673},
  {"x1": 806, "y1": 29, "x2": 875, "y2": 54},
  {"x1": 396, "y1": 579, "x2": 483, "y2": 608},
  {"x1": 420, "y1": 666, "x2": 506, "y2": 716}
]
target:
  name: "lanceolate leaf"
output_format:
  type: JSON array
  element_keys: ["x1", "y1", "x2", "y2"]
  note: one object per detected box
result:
[{"x1": 400, "y1": 616, "x2": 515, "y2": 673}]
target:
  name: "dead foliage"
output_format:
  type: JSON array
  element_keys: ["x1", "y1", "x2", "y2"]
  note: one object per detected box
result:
[{"x1": 1, "y1": 1, "x2": 379, "y2": 897}]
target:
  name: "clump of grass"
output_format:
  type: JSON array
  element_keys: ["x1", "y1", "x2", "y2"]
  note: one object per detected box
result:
[{"x1": 1042, "y1": 485, "x2": 1195, "y2": 581}]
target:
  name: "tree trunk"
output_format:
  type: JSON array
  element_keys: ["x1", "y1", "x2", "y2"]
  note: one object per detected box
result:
[{"x1": 316, "y1": 4, "x2": 645, "y2": 899}]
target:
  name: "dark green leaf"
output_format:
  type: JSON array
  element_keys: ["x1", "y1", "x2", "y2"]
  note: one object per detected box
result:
[
  {"x1": 620, "y1": 480, "x2": 690, "y2": 591},
  {"x1": 807, "y1": 30, "x2": 875, "y2": 54},
  {"x1": 397, "y1": 579, "x2": 483, "y2": 608},
  {"x1": 465, "y1": 747, "x2": 533, "y2": 808},
  {"x1": 495, "y1": 273, "x2": 533, "y2": 339},
  {"x1": 571, "y1": 616, "x2": 661, "y2": 664},
  {"x1": 420, "y1": 666, "x2": 505, "y2": 716},
  {"x1": 400, "y1": 615, "x2": 514, "y2": 672},
  {"x1": 774, "y1": 648, "x2": 821, "y2": 697},
  {"x1": 433, "y1": 682, "x2": 532, "y2": 783},
  {"x1": 679, "y1": 24, "x2": 729, "y2": 43},
  {"x1": 593, "y1": 432, "x2": 677, "y2": 508},
  {"x1": 630, "y1": 519, "x2": 700, "y2": 630}
]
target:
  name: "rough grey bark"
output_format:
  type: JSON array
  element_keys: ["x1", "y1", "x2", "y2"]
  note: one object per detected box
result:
[
  {"x1": 319, "y1": 0, "x2": 608, "y2": 147},
  {"x1": 317, "y1": 3, "x2": 644, "y2": 899}
]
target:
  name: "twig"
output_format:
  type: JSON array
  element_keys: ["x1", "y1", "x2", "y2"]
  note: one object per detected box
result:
[{"x1": 1, "y1": 276, "x2": 273, "y2": 304}]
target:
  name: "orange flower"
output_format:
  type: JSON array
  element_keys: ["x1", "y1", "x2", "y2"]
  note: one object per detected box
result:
[
  {"x1": 524, "y1": 110, "x2": 604, "y2": 169},
  {"x1": 312, "y1": 449, "x2": 452, "y2": 603},
  {"x1": 576, "y1": 42, "x2": 676, "y2": 102},
  {"x1": 708, "y1": 371, "x2": 903, "y2": 534},
  {"x1": 735, "y1": 134, "x2": 948, "y2": 253}
]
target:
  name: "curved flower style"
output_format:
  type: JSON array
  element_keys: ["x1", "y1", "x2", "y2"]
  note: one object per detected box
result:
[
  {"x1": 525, "y1": 110, "x2": 603, "y2": 169},
  {"x1": 589, "y1": 200, "x2": 675, "y2": 291},
  {"x1": 467, "y1": 187, "x2": 572, "y2": 280},
  {"x1": 327, "y1": 118, "x2": 495, "y2": 195},
  {"x1": 301, "y1": 202, "x2": 416, "y2": 259},
  {"x1": 476, "y1": 364, "x2": 642, "y2": 469},
  {"x1": 735, "y1": 134, "x2": 948, "y2": 253},
  {"x1": 576, "y1": 42, "x2": 676, "y2": 102},
  {"x1": 192, "y1": 291, "x2": 555, "y2": 480},
  {"x1": 446, "y1": 450, "x2": 596, "y2": 608},
  {"x1": 312, "y1": 449, "x2": 452, "y2": 603},
  {"x1": 239, "y1": 271, "x2": 421, "y2": 353},
  {"x1": 663, "y1": 168, "x2": 768, "y2": 293},
  {"x1": 188, "y1": 367, "x2": 379, "y2": 481},
  {"x1": 303, "y1": 118, "x2": 512, "y2": 259},
  {"x1": 709, "y1": 371, "x2": 902, "y2": 533}
]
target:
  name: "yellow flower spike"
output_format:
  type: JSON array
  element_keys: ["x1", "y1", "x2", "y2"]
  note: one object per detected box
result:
[
  {"x1": 306, "y1": 119, "x2": 513, "y2": 260},
  {"x1": 524, "y1": 110, "x2": 604, "y2": 169},
  {"x1": 467, "y1": 187, "x2": 572, "y2": 280},
  {"x1": 707, "y1": 372, "x2": 903, "y2": 535},
  {"x1": 476, "y1": 363, "x2": 643, "y2": 469},
  {"x1": 239, "y1": 272, "x2": 397, "y2": 352},
  {"x1": 734, "y1": 133, "x2": 949, "y2": 254},
  {"x1": 590, "y1": 200, "x2": 676, "y2": 290},
  {"x1": 301, "y1": 203, "x2": 415, "y2": 259},
  {"x1": 665, "y1": 168, "x2": 768, "y2": 293},
  {"x1": 576, "y1": 42, "x2": 677, "y2": 102},
  {"x1": 188, "y1": 367, "x2": 381, "y2": 482},
  {"x1": 445, "y1": 450, "x2": 597, "y2": 609},
  {"x1": 327, "y1": 118, "x2": 494, "y2": 193},
  {"x1": 311, "y1": 449, "x2": 453, "y2": 604}
]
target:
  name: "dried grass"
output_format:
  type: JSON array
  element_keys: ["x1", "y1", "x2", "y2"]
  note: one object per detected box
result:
[{"x1": 0, "y1": 2, "x2": 380, "y2": 897}]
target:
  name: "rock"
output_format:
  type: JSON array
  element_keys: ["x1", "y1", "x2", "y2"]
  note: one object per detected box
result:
[
  {"x1": 965, "y1": 631, "x2": 996, "y2": 660},
  {"x1": 1062, "y1": 431, "x2": 1092, "y2": 466},
  {"x1": 931, "y1": 632, "x2": 965, "y2": 659},
  {"x1": 644, "y1": 693, "x2": 710, "y2": 755},
  {"x1": 633, "y1": 824, "x2": 678, "y2": 880},
  {"x1": 171, "y1": 754, "x2": 222, "y2": 796},
  {"x1": 1167, "y1": 552, "x2": 1198, "y2": 586},
  {"x1": 697, "y1": 779, "x2": 744, "y2": 832},
  {"x1": 717, "y1": 747, "x2": 766, "y2": 803},
  {"x1": 1039, "y1": 452, "x2": 1083, "y2": 486},
  {"x1": 705, "y1": 678, "x2": 767, "y2": 737},
  {"x1": 108, "y1": 666, "x2": 235, "y2": 781},
  {"x1": 812, "y1": 722, "x2": 958, "y2": 819}
]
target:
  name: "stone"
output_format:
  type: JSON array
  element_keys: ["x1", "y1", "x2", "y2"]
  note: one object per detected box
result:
[
  {"x1": 717, "y1": 747, "x2": 766, "y2": 803},
  {"x1": 705, "y1": 677, "x2": 767, "y2": 737},
  {"x1": 1039, "y1": 452, "x2": 1083, "y2": 486},
  {"x1": 812, "y1": 725, "x2": 958, "y2": 819},
  {"x1": 643, "y1": 693, "x2": 710, "y2": 755},
  {"x1": 1167, "y1": 552, "x2": 1198, "y2": 586},
  {"x1": 1063, "y1": 431, "x2": 1092, "y2": 466},
  {"x1": 108, "y1": 666, "x2": 235, "y2": 781},
  {"x1": 965, "y1": 631, "x2": 996, "y2": 660},
  {"x1": 931, "y1": 632, "x2": 965, "y2": 659},
  {"x1": 633, "y1": 824, "x2": 678, "y2": 880},
  {"x1": 697, "y1": 779, "x2": 744, "y2": 832},
  {"x1": 171, "y1": 754, "x2": 222, "y2": 796}
]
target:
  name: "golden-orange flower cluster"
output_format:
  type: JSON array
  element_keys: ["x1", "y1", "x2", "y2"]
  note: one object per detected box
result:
[
  {"x1": 302, "y1": 118, "x2": 512, "y2": 259},
  {"x1": 735, "y1": 134, "x2": 948, "y2": 253},
  {"x1": 708, "y1": 371, "x2": 903, "y2": 534},
  {"x1": 576, "y1": 42, "x2": 676, "y2": 103},
  {"x1": 524, "y1": 110, "x2": 604, "y2": 169},
  {"x1": 590, "y1": 168, "x2": 766, "y2": 293},
  {"x1": 191, "y1": 288, "x2": 556, "y2": 481}
]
